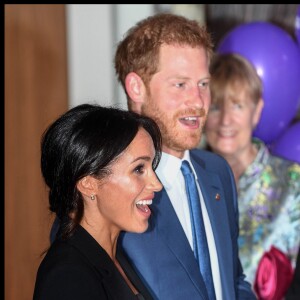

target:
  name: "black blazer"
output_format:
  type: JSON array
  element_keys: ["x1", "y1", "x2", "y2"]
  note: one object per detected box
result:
[{"x1": 33, "y1": 225, "x2": 153, "y2": 300}]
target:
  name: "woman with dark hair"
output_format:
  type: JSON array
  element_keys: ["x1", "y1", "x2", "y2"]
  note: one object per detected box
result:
[{"x1": 33, "y1": 103, "x2": 162, "y2": 300}]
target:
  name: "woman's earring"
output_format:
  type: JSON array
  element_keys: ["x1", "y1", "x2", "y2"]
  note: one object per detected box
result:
[{"x1": 90, "y1": 194, "x2": 95, "y2": 200}]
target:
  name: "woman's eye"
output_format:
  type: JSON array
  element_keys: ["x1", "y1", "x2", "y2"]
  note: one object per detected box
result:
[
  {"x1": 198, "y1": 81, "x2": 209, "y2": 89},
  {"x1": 134, "y1": 164, "x2": 145, "y2": 174},
  {"x1": 233, "y1": 103, "x2": 243, "y2": 109},
  {"x1": 209, "y1": 104, "x2": 220, "y2": 112}
]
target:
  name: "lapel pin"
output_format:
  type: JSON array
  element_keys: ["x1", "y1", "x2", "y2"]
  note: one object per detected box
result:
[{"x1": 215, "y1": 193, "x2": 220, "y2": 201}]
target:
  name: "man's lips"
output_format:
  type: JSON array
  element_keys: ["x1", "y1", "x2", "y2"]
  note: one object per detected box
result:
[{"x1": 179, "y1": 116, "x2": 200, "y2": 127}]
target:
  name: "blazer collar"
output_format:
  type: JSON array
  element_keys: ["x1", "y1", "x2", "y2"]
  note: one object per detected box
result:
[{"x1": 66, "y1": 225, "x2": 153, "y2": 299}]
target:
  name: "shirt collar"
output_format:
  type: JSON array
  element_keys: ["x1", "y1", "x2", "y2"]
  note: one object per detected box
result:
[{"x1": 156, "y1": 150, "x2": 195, "y2": 190}]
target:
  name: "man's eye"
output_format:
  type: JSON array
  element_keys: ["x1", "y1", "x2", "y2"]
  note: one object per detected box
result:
[{"x1": 175, "y1": 82, "x2": 185, "y2": 88}]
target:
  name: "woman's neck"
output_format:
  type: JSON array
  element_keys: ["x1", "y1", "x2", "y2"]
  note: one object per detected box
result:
[
  {"x1": 80, "y1": 218, "x2": 139, "y2": 295},
  {"x1": 222, "y1": 143, "x2": 258, "y2": 184},
  {"x1": 80, "y1": 217, "x2": 118, "y2": 259}
]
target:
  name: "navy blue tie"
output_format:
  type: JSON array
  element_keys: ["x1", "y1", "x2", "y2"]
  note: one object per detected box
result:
[{"x1": 181, "y1": 160, "x2": 216, "y2": 300}]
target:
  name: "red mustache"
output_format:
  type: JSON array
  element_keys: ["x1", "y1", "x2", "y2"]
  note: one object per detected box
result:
[{"x1": 176, "y1": 108, "x2": 206, "y2": 118}]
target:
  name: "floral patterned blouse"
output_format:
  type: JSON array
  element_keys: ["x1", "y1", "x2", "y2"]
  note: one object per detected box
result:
[{"x1": 237, "y1": 138, "x2": 300, "y2": 284}]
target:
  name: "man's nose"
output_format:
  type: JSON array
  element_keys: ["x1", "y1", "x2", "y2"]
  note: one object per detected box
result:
[{"x1": 184, "y1": 86, "x2": 205, "y2": 108}]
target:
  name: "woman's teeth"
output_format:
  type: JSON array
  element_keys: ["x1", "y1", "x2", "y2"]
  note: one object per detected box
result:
[{"x1": 136, "y1": 200, "x2": 153, "y2": 206}]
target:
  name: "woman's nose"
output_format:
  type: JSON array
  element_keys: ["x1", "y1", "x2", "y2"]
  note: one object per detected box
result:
[
  {"x1": 149, "y1": 171, "x2": 163, "y2": 192},
  {"x1": 220, "y1": 108, "x2": 232, "y2": 125}
]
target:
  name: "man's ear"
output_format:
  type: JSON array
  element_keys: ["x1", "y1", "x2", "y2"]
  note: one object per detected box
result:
[
  {"x1": 125, "y1": 72, "x2": 146, "y2": 113},
  {"x1": 76, "y1": 176, "x2": 97, "y2": 199}
]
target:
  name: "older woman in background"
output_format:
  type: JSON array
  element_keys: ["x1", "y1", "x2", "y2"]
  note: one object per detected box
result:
[{"x1": 205, "y1": 53, "x2": 300, "y2": 294}]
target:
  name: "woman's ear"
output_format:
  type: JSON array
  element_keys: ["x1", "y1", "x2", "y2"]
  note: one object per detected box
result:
[
  {"x1": 76, "y1": 176, "x2": 97, "y2": 200},
  {"x1": 253, "y1": 98, "x2": 264, "y2": 129},
  {"x1": 125, "y1": 72, "x2": 146, "y2": 114}
]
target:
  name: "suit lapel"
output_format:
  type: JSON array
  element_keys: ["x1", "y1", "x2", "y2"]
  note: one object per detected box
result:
[
  {"x1": 191, "y1": 156, "x2": 234, "y2": 295},
  {"x1": 117, "y1": 246, "x2": 154, "y2": 299},
  {"x1": 152, "y1": 189, "x2": 208, "y2": 298}
]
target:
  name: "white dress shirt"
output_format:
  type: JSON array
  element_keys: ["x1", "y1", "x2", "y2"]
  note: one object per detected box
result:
[{"x1": 156, "y1": 150, "x2": 222, "y2": 300}]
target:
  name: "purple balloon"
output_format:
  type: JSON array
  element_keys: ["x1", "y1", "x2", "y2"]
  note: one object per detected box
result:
[
  {"x1": 218, "y1": 22, "x2": 300, "y2": 144},
  {"x1": 271, "y1": 122, "x2": 300, "y2": 164},
  {"x1": 296, "y1": 5, "x2": 300, "y2": 45}
]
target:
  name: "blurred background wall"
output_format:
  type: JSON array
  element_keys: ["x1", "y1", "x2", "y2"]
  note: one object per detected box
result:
[{"x1": 5, "y1": 4, "x2": 299, "y2": 300}]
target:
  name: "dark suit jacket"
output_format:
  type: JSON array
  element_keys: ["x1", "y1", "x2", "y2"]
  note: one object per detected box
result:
[
  {"x1": 34, "y1": 225, "x2": 153, "y2": 300},
  {"x1": 120, "y1": 149, "x2": 256, "y2": 300}
]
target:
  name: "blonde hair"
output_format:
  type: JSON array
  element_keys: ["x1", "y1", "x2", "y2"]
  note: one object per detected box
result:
[{"x1": 210, "y1": 53, "x2": 263, "y2": 106}]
